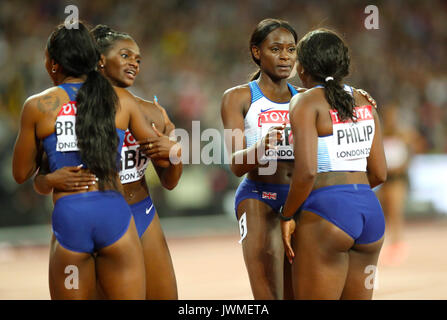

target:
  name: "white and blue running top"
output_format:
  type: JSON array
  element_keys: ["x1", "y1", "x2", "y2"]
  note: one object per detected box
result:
[
  {"x1": 244, "y1": 80, "x2": 299, "y2": 160},
  {"x1": 316, "y1": 85, "x2": 375, "y2": 172}
]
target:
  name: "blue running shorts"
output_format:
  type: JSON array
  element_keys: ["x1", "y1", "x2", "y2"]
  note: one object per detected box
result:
[
  {"x1": 52, "y1": 190, "x2": 132, "y2": 253},
  {"x1": 129, "y1": 195, "x2": 156, "y2": 238},
  {"x1": 301, "y1": 184, "x2": 385, "y2": 244},
  {"x1": 234, "y1": 178, "x2": 290, "y2": 218}
]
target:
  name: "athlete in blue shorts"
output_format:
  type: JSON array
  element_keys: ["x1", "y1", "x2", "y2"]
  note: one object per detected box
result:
[
  {"x1": 280, "y1": 28, "x2": 387, "y2": 299},
  {"x1": 34, "y1": 25, "x2": 182, "y2": 300},
  {"x1": 13, "y1": 22, "x2": 163, "y2": 299},
  {"x1": 221, "y1": 19, "x2": 302, "y2": 300}
]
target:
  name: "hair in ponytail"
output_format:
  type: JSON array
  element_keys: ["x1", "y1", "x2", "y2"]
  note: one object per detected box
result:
[
  {"x1": 47, "y1": 22, "x2": 119, "y2": 190},
  {"x1": 249, "y1": 18, "x2": 297, "y2": 81},
  {"x1": 249, "y1": 70, "x2": 261, "y2": 81},
  {"x1": 297, "y1": 28, "x2": 356, "y2": 122}
]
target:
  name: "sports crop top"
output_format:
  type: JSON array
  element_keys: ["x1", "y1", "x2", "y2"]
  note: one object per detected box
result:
[
  {"x1": 42, "y1": 83, "x2": 125, "y2": 172},
  {"x1": 244, "y1": 81, "x2": 299, "y2": 161},
  {"x1": 316, "y1": 85, "x2": 375, "y2": 172}
]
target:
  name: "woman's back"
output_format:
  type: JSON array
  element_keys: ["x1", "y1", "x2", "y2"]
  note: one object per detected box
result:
[
  {"x1": 12, "y1": 21, "x2": 148, "y2": 299},
  {"x1": 289, "y1": 84, "x2": 383, "y2": 190}
]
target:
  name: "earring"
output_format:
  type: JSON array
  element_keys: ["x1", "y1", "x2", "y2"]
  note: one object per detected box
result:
[
  {"x1": 52, "y1": 68, "x2": 56, "y2": 73},
  {"x1": 100, "y1": 64, "x2": 104, "y2": 68}
]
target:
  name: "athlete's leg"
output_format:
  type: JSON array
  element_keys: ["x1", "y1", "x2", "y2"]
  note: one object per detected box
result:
[
  {"x1": 383, "y1": 179, "x2": 407, "y2": 244},
  {"x1": 95, "y1": 217, "x2": 146, "y2": 299},
  {"x1": 140, "y1": 212, "x2": 178, "y2": 300},
  {"x1": 292, "y1": 210, "x2": 354, "y2": 299},
  {"x1": 48, "y1": 234, "x2": 96, "y2": 299},
  {"x1": 283, "y1": 256, "x2": 294, "y2": 299},
  {"x1": 237, "y1": 199, "x2": 285, "y2": 300},
  {"x1": 340, "y1": 237, "x2": 384, "y2": 300},
  {"x1": 378, "y1": 180, "x2": 408, "y2": 266}
]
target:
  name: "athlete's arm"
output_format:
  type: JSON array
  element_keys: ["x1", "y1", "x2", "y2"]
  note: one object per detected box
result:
[
  {"x1": 150, "y1": 122, "x2": 182, "y2": 190},
  {"x1": 137, "y1": 99, "x2": 180, "y2": 162},
  {"x1": 282, "y1": 93, "x2": 318, "y2": 218},
  {"x1": 13, "y1": 96, "x2": 41, "y2": 183},
  {"x1": 33, "y1": 157, "x2": 97, "y2": 194},
  {"x1": 155, "y1": 102, "x2": 182, "y2": 190},
  {"x1": 221, "y1": 86, "x2": 282, "y2": 177},
  {"x1": 353, "y1": 91, "x2": 386, "y2": 187},
  {"x1": 366, "y1": 107, "x2": 387, "y2": 188},
  {"x1": 132, "y1": 98, "x2": 182, "y2": 190},
  {"x1": 280, "y1": 92, "x2": 318, "y2": 263},
  {"x1": 157, "y1": 101, "x2": 175, "y2": 137},
  {"x1": 118, "y1": 88, "x2": 171, "y2": 168}
]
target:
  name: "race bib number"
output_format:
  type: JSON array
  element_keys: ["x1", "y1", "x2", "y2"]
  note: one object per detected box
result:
[
  {"x1": 258, "y1": 109, "x2": 294, "y2": 160},
  {"x1": 55, "y1": 102, "x2": 79, "y2": 152},
  {"x1": 238, "y1": 212, "x2": 247, "y2": 244},
  {"x1": 119, "y1": 130, "x2": 149, "y2": 184},
  {"x1": 330, "y1": 105, "x2": 375, "y2": 161}
]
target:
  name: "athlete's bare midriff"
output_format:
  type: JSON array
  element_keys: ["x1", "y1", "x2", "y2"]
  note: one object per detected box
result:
[
  {"x1": 247, "y1": 160, "x2": 294, "y2": 184},
  {"x1": 313, "y1": 171, "x2": 370, "y2": 190},
  {"x1": 52, "y1": 175, "x2": 124, "y2": 203},
  {"x1": 122, "y1": 177, "x2": 150, "y2": 204}
]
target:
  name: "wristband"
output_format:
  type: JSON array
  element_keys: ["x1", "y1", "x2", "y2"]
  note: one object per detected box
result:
[{"x1": 278, "y1": 206, "x2": 294, "y2": 221}]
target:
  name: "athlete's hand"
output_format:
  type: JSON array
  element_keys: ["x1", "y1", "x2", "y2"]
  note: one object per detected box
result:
[
  {"x1": 46, "y1": 165, "x2": 97, "y2": 192},
  {"x1": 354, "y1": 87, "x2": 377, "y2": 108},
  {"x1": 259, "y1": 123, "x2": 285, "y2": 152},
  {"x1": 281, "y1": 219, "x2": 296, "y2": 264},
  {"x1": 138, "y1": 124, "x2": 180, "y2": 168}
]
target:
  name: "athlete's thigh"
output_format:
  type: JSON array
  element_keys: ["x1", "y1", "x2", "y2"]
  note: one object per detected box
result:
[
  {"x1": 386, "y1": 180, "x2": 408, "y2": 212},
  {"x1": 292, "y1": 210, "x2": 353, "y2": 299},
  {"x1": 96, "y1": 216, "x2": 146, "y2": 300},
  {"x1": 237, "y1": 198, "x2": 284, "y2": 256},
  {"x1": 377, "y1": 184, "x2": 391, "y2": 214},
  {"x1": 49, "y1": 236, "x2": 96, "y2": 300},
  {"x1": 340, "y1": 237, "x2": 384, "y2": 300},
  {"x1": 140, "y1": 213, "x2": 178, "y2": 300}
]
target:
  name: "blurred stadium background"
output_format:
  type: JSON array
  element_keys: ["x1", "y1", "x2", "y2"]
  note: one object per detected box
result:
[{"x1": 0, "y1": 0, "x2": 446, "y2": 299}]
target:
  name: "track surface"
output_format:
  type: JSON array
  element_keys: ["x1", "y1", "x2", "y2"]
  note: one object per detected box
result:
[{"x1": 0, "y1": 220, "x2": 446, "y2": 300}]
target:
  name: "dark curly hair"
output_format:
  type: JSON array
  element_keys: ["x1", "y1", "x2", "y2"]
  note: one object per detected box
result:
[{"x1": 297, "y1": 28, "x2": 356, "y2": 121}]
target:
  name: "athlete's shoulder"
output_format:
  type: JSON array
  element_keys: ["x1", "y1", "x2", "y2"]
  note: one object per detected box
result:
[
  {"x1": 221, "y1": 84, "x2": 252, "y2": 119},
  {"x1": 114, "y1": 86, "x2": 134, "y2": 99},
  {"x1": 129, "y1": 93, "x2": 171, "y2": 132},
  {"x1": 223, "y1": 83, "x2": 251, "y2": 97},
  {"x1": 26, "y1": 86, "x2": 61, "y2": 102},
  {"x1": 113, "y1": 87, "x2": 141, "y2": 111},
  {"x1": 222, "y1": 83, "x2": 251, "y2": 108},
  {"x1": 291, "y1": 86, "x2": 320, "y2": 100},
  {"x1": 121, "y1": 91, "x2": 159, "y2": 110},
  {"x1": 296, "y1": 87, "x2": 308, "y2": 94},
  {"x1": 289, "y1": 86, "x2": 321, "y2": 113},
  {"x1": 132, "y1": 94, "x2": 167, "y2": 120},
  {"x1": 288, "y1": 84, "x2": 307, "y2": 94},
  {"x1": 24, "y1": 87, "x2": 63, "y2": 115},
  {"x1": 133, "y1": 94, "x2": 157, "y2": 110}
]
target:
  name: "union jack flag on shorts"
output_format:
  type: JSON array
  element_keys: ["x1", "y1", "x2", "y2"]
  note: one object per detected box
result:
[{"x1": 262, "y1": 191, "x2": 277, "y2": 200}]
